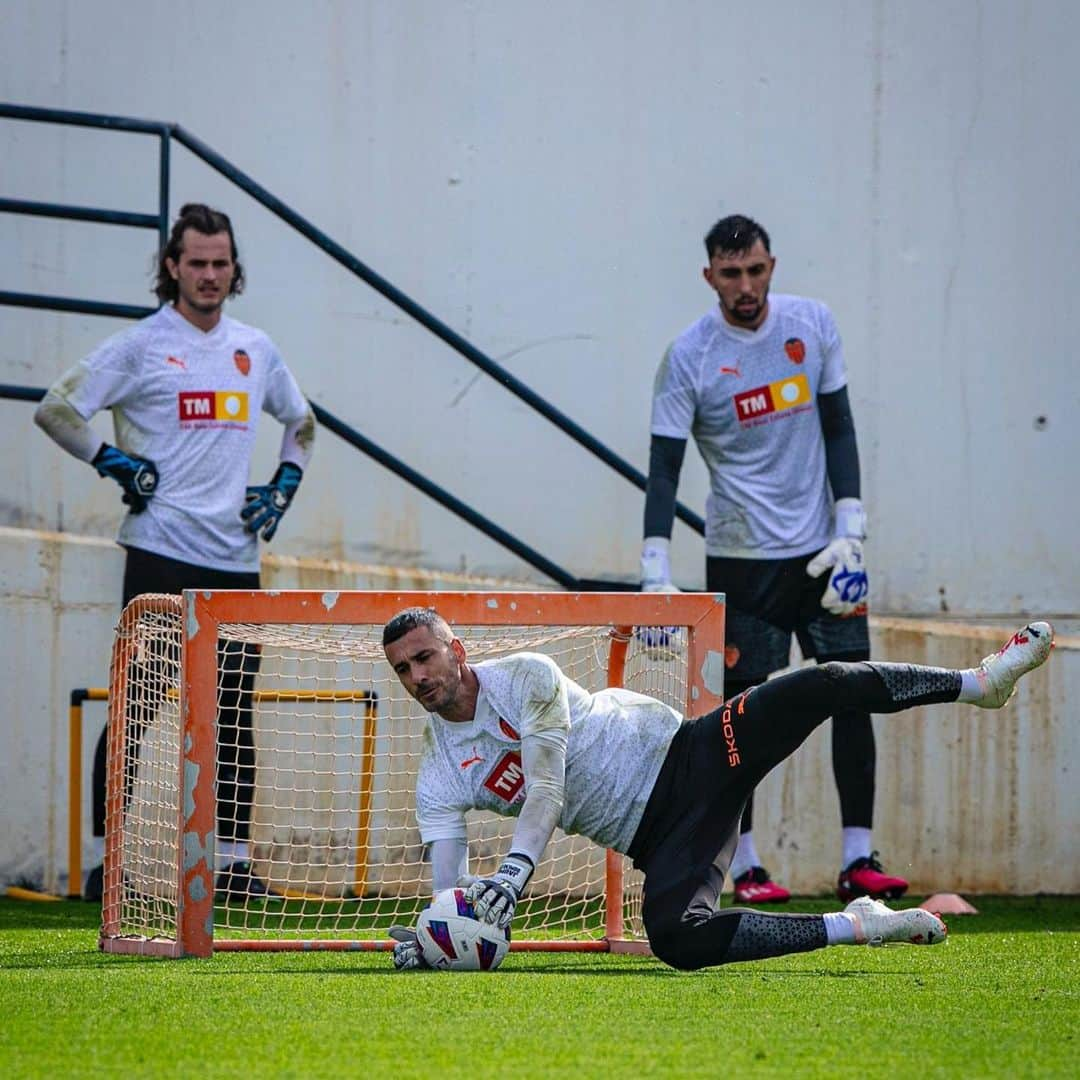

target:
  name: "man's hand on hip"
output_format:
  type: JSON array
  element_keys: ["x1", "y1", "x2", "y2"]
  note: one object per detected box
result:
[{"x1": 91, "y1": 443, "x2": 159, "y2": 514}]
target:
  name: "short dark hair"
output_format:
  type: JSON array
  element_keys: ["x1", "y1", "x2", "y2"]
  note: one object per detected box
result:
[
  {"x1": 154, "y1": 202, "x2": 245, "y2": 303},
  {"x1": 704, "y1": 214, "x2": 771, "y2": 259},
  {"x1": 382, "y1": 607, "x2": 452, "y2": 648}
]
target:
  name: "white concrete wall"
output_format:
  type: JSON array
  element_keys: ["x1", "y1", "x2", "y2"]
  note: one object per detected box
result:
[
  {"x1": 1, "y1": 0, "x2": 1076, "y2": 610},
  {"x1": 2, "y1": 530, "x2": 1075, "y2": 895},
  {"x1": 754, "y1": 618, "x2": 1079, "y2": 895},
  {"x1": 1, "y1": 2, "x2": 1077, "y2": 893}
]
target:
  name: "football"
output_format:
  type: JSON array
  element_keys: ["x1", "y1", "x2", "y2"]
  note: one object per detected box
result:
[{"x1": 416, "y1": 888, "x2": 511, "y2": 972}]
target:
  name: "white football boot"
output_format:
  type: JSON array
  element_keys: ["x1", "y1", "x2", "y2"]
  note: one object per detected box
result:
[
  {"x1": 844, "y1": 896, "x2": 947, "y2": 947},
  {"x1": 971, "y1": 622, "x2": 1055, "y2": 709}
]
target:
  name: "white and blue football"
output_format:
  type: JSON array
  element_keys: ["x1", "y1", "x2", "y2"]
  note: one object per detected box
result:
[{"x1": 416, "y1": 887, "x2": 511, "y2": 972}]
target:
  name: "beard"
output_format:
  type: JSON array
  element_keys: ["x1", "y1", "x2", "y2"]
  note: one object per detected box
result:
[{"x1": 724, "y1": 289, "x2": 769, "y2": 327}]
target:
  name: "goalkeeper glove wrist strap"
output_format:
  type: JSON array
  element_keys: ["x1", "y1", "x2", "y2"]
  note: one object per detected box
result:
[
  {"x1": 641, "y1": 536, "x2": 673, "y2": 589},
  {"x1": 494, "y1": 852, "x2": 535, "y2": 895},
  {"x1": 833, "y1": 497, "x2": 867, "y2": 540}
]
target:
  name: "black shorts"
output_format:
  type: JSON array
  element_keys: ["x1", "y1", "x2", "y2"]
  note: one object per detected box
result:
[
  {"x1": 627, "y1": 692, "x2": 786, "y2": 879},
  {"x1": 626, "y1": 662, "x2": 891, "y2": 950},
  {"x1": 707, "y1": 554, "x2": 870, "y2": 680},
  {"x1": 122, "y1": 545, "x2": 260, "y2": 604}
]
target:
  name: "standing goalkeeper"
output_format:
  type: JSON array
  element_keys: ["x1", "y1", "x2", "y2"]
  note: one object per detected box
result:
[
  {"x1": 34, "y1": 202, "x2": 315, "y2": 902},
  {"x1": 640, "y1": 213, "x2": 906, "y2": 905}
]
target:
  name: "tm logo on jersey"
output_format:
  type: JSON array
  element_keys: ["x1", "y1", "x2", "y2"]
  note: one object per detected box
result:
[
  {"x1": 178, "y1": 390, "x2": 250, "y2": 427},
  {"x1": 483, "y1": 751, "x2": 525, "y2": 804},
  {"x1": 733, "y1": 373, "x2": 811, "y2": 426}
]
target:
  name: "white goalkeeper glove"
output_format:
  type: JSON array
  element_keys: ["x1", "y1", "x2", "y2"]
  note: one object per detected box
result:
[
  {"x1": 463, "y1": 853, "x2": 534, "y2": 930},
  {"x1": 806, "y1": 498, "x2": 869, "y2": 616},
  {"x1": 638, "y1": 536, "x2": 683, "y2": 658},
  {"x1": 388, "y1": 925, "x2": 429, "y2": 971},
  {"x1": 640, "y1": 536, "x2": 680, "y2": 593}
]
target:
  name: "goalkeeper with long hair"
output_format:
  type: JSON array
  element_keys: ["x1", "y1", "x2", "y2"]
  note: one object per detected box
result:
[{"x1": 34, "y1": 203, "x2": 315, "y2": 903}]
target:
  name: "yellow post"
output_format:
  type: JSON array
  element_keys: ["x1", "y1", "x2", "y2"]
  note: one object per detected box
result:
[
  {"x1": 68, "y1": 688, "x2": 109, "y2": 899},
  {"x1": 68, "y1": 696, "x2": 83, "y2": 899}
]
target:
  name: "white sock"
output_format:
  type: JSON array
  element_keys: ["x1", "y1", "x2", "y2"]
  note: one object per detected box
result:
[
  {"x1": 216, "y1": 839, "x2": 250, "y2": 869},
  {"x1": 957, "y1": 668, "x2": 985, "y2": 703},
  {"x1": 842, "y1": 827, "x2": 872, "y2": 870},
  {"x1": 91, "y1": 836, "x2": 106, "y2": 864},
  {"x1": 823, "y1": 911, "x2": 858, "y2": 945},
  {"x1": 730, "y1": 832, "x2": 761, "y2": 881}
]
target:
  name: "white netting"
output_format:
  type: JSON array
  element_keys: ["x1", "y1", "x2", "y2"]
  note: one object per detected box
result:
[{"x1": 103, "y1": 596, "x2": 692, "y2": 950}]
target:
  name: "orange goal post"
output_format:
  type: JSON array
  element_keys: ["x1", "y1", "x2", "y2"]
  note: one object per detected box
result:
[{"x1": 100, "y1": 590, "x2": 725, "y2": 958}]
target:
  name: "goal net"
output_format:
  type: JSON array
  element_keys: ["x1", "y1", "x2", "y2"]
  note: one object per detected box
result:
[{"x1": 99, "y1": 590, "x2": 725, "y2": 957}]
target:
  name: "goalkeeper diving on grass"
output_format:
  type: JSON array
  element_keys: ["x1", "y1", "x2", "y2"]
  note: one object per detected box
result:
[{"x1": 382, "y1": 607, "x2": 1054, "y2": 971}]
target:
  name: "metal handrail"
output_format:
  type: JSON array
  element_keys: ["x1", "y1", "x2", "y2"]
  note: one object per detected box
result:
[{"x1": 0, "y1": 291, "x2": 156, "y2": 320}]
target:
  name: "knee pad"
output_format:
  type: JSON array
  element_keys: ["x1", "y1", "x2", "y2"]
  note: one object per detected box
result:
[{"x1": 647, "y1": 930, "x2": 708, "y2": 972}]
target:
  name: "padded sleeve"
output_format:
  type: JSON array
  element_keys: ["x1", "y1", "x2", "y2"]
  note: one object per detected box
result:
[
  {"x1": 33, "y1": 391, "x2": 104, "y2": 463},
  {"x1": 278, "y1": 406, "x2": 316, "y2": 469}
]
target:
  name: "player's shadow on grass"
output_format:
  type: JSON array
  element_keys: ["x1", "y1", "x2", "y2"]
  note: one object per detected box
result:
[
  {"x1": 486, "y1": 964, "x2": 931, "y2": 977},
  {"x1": 180, "y1": 962, "x2": 923, "y2": 978}
]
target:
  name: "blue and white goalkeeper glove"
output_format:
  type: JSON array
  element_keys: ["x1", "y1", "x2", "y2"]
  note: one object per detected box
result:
[
  {"x1": 463, "y1": 853, "x2": 534, "y2": 930},
  {"x1": 806, "y1": 498, "x2": 869, "y2": 616},
  {"x1": 91, "y1": 443, "x2": 159, "y2": 514},
  {"x1": 241, "y1": 461, "x2": 303, "y2": 541},
  {"x1": 388, "y1": 925, "x2": 429, "y2": 971}
]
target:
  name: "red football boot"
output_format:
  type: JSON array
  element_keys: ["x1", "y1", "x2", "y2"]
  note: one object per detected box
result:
[
  {"x1": 837, "y1": 851, "x2": 909, "y2": 902},
  {"x1": 733, "y1": 866, "x2": 791, "y2": 904}
]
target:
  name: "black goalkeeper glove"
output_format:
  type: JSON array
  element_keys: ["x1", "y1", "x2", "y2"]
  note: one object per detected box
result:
[
  {"x1": 241, "y1": 462, "x2": 303, "y2": 541},
  {"x1": 91, "y1": 443, "x2": 159, "y2": 514}
]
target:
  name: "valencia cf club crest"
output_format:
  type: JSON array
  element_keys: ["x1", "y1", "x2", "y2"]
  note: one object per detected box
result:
[
  {"x1": 784, "y1": 337, "x2": 806, "y2": 364},
  {"x1": 233, "y1": 349, "x2": 251, "y2": 376}
]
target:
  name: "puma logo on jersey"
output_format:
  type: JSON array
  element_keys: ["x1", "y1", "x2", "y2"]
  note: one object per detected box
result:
[
  {"x1": 498, "y1": 718, "x2": 520, "y2": 741},
  {"x1": 460, "y1": 748, "x2": 485, "y2": 770},
  {"x1": 483, "y1": 751, "x2": 525, "y2": 803},
  {"x1": 719, "y1": 363, "x2": 741, "y2": 377},
  {"x1": 166, "y1": 355, "x2": 187, "y2": 370}
]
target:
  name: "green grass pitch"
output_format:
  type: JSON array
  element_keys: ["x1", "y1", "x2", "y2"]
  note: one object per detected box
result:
[{"x1": 1, "y1": 896, "x2": 1076, "y2": 1078}]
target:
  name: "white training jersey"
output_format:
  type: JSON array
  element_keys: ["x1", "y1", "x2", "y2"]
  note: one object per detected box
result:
[
  {"x1": 56, "y1": 305, "x2": 310, "y2": 571},
  {"x1": 415, "y1": 653, "x2": 681, "y2": 856},
  {"x1": 651, "y1": 293, "x2": 848, "y2": 559}
]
